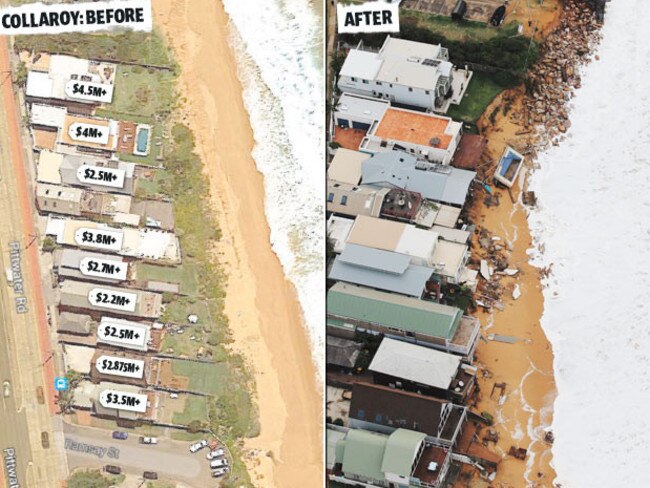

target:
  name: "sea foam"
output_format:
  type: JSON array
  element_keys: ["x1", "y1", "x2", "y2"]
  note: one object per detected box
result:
[
  {"x1": 220, "y1": 0, "x2": 325, "y2": 378},
  {"x1": 528, "y1": 1, "x2": 650, "y2": 485}
]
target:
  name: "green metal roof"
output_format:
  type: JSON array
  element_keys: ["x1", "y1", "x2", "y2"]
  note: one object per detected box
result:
[
  {"x1": 381, "y1": 429, "x2": 427, "y2": 477},
  {"x1": 327, "y1": 282, "x2": 462, "y2": 340},
  {"x1": 341, "y1": 429, "x2": 388, "y2": 482}
]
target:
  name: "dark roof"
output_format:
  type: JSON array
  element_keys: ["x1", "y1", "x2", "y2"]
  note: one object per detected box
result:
[
  {"x1": 350, "y1": 382, "x2": 448, "y2": 437},
  {"x1": 452, "y1": 134, "x2": 486, "y2": 170},
  {"x1": 326, "y1": 336, "x2": 361, "y2": 369}
]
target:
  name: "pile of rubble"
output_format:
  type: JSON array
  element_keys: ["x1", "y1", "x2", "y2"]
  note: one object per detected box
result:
[{"x1": 522, "y1": 0, "x2": 604, "y2": 150}]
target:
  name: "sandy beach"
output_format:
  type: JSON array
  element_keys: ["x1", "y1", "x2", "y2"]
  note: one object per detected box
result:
[
  {"x1": 153, "y1": 2, "x2": 323, "y2": 487},
  {"x1": 471, "y1": 92, "x2": 557, "y2": 486}
]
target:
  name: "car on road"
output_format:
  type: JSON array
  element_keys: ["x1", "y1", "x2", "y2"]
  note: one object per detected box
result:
[
  {"x1": 169, "y1": 392, "x2": 179, "y2": 399},
  {"x1": 210, "y1": 458, "x2": 228, "y2": 469},
  {"x1": 212, "y1": 467, "x2": 229, "y2": 478},
  {"x1": 104, "y1": 465, "x2": 122, "y2": 475},
  {"x1": 112, "y1": 431, "x2": 128, "y2": 440},
  {"x1": 206, "y1": 448, "x2": 226, "y2": 460},
  {"x1": 41, "y1": 432, "x2": 49, "y2": 449},
  {"x1": 143, "y1": 471, "x2": 158, "y2": 480},
  {"x1": 3, "y1": 381, "x2": 10, "y2": 398},
  {"x1": 139, "y1": 436, "x2": 158, "y2": 444},
  {"x1": 189, "y1": 440, "x2": 208, "y2": 453}
]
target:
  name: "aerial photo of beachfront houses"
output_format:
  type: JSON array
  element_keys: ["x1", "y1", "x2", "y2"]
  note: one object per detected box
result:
[
  {"x1": 326, "y1": 1, "x2": 607, "y2": 487},
  {"x1": 0, "y1": 1, "x2": 322, "y2": 487}
]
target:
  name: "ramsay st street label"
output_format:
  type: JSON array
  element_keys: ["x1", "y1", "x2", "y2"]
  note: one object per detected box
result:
[
  {"x1": 98, "y1": 321, "x2": 148, "y2": 349},
  {"x1": 99, "y1": 389, "x2": 148, "y2": 413},
  {"x1": 74, "y1": 228, "x2": 123, "y2": 251},
  {"x1": 96, "y1": 355, "x2": 145, "y2": 379},
  {"x1": 88, "y1": 288, "x2": 137, "y2": 313},
  {"x1": 66, "y1": 80, "x2": 114, "y2": 104},
  {"x1": 337, "y1": 2, "x2": 399, "y2": 34},
  {"x1": 76, "y1": 165, "x2": 126, "y2": 189},
  {"x1": 79, "y1": 257, "x2": 128, "y2": 281},
  {"x1": 0, "y1": 0, "x2": 152, "y2": 35}
]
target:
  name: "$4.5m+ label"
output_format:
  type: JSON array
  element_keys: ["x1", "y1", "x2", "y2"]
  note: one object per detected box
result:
[{"x1": 65, "y1": 80, "x2": 114, "y2": 103}]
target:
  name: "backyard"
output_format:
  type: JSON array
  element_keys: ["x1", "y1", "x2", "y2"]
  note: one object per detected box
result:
[{"x1": 447, "y1": 70, "x2": 513, "y2": 123}]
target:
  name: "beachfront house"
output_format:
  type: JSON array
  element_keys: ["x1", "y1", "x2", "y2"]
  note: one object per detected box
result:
[
  {"x1": 348, "y1": 382, "x2": 467, "y2": 448},
  {"x1": 328, "y1": 244, "x2": 437, "y2": 299},
  {"x1": 332, "y1": 93, "x2": 462, "y2": 165},
  {"x1": 337, "y1": 36, "x2": 471, "y2": 113},
  {"x1": 333, "y1": 215, "x2": 473, "y2": 285},
  {"x1": 326, "y1": 180, "x2": 390, "y2": 219},
  {"x1": 328, "y1": 426, "x2": 452, "y2": 488},
  {"x1": 369, "y1": 338, "x2": 477, "y2": 403},
  {"x1": 326, "y1": 282, "x2": 480, "y2": 359}
]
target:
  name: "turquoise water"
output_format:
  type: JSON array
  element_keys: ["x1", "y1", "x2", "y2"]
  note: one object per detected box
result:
[{"x1": 136, "y1": 128, "x2": 149, "y2": 153}]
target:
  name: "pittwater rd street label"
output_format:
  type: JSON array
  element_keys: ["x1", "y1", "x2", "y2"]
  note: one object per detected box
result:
[
  {"x1": 337, "y1": 2, "x2": 399, "y2": 34},
  {"x1": 74, "y1": 228, "x2": 123, "y2": 252},
  {"x1": 3, "y1": 448, "x2": 20, "y2": 488},
  {"x1": 98, "y1": 321, "x2": 148, "y2": 349},
  {"x1": 65, "y1": 80, "x2": 114, "y2": 104},
  {"x1": 0, "y1": 0, "x2": 152, "y2": 36},
  {"x1": 76, "y1": 165, "x2": 126, "y2": 189},
  {"x1": 8, "y1": 241, "x2": 27, "y2": 314},
  {"x1": 69, "y1": 122, "x2": 110, "y2": 145},
  {"x1": 88, "y1": 288, "x2": 137, "y2": 313},
  {"x1": 96, "y1": 355, "x2": 144, "y2": 379},
  {"x1": 99, "y1": 389, "x2": 148, "y2": 413},
  {"x1": 79, "y1": 257, "x2": 128, "y2": 281}
]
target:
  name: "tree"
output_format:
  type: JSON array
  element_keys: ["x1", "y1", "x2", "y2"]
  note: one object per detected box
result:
[
  {"x1": 67, "y1": 470, "x2": 111, "y2": 488},
  {"x1": 42, "y1": 236, "x2": 56, "y2": 253}
]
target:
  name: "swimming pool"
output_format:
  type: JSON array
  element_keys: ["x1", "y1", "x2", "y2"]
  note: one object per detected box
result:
[{"x1": 133, "y1": 124, "x2": 151, "y2": 156}]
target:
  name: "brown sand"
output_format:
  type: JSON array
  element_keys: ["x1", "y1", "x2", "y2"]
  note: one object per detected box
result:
[
  {"x1": 452, "y1": 3, "x2": 566, "y2": 485},
  {"x1": 467, "y1": 92, "x2": 556, "y2": 486},
  {"x1": 153, "y1": 2, "x2": 323, "y2": 487}
]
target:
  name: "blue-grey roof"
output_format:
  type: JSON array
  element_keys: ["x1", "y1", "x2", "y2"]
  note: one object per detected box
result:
[
  {"x1": 361, "y1": 151, "x2": 475, "y2": 206},
  {"x1": 339, "y1": 243, "x2": 410, "y2": 275},
  {"x1": 329, "y1": 245, "x2": 433, "y2": 297}
]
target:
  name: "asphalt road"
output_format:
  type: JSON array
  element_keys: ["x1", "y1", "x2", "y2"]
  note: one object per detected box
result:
[
  {"x1": 63, "y1": 423, "x2": 218, "y2": 487},
  {"x1": 0, "y1": 300, "x2": 31, "y2": 488}
]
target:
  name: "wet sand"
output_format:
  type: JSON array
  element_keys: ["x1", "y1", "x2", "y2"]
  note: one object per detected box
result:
[
  {"x1": 466, "y1": 3, "x2": 563, "y2": 486},
  {"x1": 153, "y1": 2, "x2": 323, "y2": 487}
]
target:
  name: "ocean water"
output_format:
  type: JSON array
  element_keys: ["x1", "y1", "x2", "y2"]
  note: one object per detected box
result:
[
  {"x1": 528, "y1": 1, "x2": 650, "y2": 485},
  {"x1": 220, "y1": 0, "x2": 325, "y2": 376}
]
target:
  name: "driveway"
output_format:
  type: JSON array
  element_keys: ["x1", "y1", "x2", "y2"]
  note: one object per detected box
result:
[{"x1": 63, "y1": 422, "x2": 217, "y2": 487}]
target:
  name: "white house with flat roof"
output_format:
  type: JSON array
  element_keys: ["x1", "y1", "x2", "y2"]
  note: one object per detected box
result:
[
  {"x1": 338, "y1": 36, "x2": 467, "y2": 112},
  {"x1": 333, "y1": 93, "x2": 462, "y2": 165}
]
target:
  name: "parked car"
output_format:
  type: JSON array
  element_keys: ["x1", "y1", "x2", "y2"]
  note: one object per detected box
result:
[
  {"x1": 143, "y1": 471, "x2": 158, "y2": 480},
  {"x1": 206, "y1": 448, "x2": 226, "y2": 460},
  {"x1": 3, "y1": 381, "x2": 10, "y2": 398},
  {"x1": 169, "y1": 393, "x2": 179, "y2": 399},
  {"x1": 212, "y1": 467, "x2": 229, "y2": 478},
  {"x1": 41, "y1": 432, "x2": 49, "y2": 449},
  {"x1": 189, "y1": 440, "x2": 208, "y2": 453},
  {"x1": 210, "y1": 458, "x2": 228, "y2": 469},
  {"x1": 139, "y1": 436, "x2": 158, "y2": 444},
  {"x1": 112, "y1": 431, "x2": 128, "y2": 440},
  {"x1": 104, "y1": 465, "x2": 122, "y2": 475}
]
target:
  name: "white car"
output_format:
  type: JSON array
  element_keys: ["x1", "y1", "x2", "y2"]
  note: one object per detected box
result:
[
  {"x1": 141, "y1": 437, "x2": 158, "y2": 445},
  {"x1": 206, "y1": 448, "x2": 225, "y2": 460},
  {"x1": 169, "y1": 393, "x2": 179, "y2": 399},
  {"x1": 3, "y1": 381, "x2": 10, "y2": 398},
  {"x1": 210, "y1": 458, "x2": 228, "y2": 469},
  {"x1": 189, "y1": 440, "x2": 208, "y2": 453},
  {"x1": 212, "y1": 467, "x2": 229, "y2": 478}
]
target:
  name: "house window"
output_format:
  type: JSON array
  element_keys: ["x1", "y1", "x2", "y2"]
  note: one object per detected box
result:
[
  {"x1": 380, "y1": 140, "x2": 388, "y2": 148},
  {"x1": 362, "y1": 79, "x2": 369, "y2": 84},
  {"x1": 425, "y1": 90, "x2": 430, "y2": 95},
  {"x1": 389, "y1": 83, "x2": 393, "y2": 87},
  {"x1": 375, "y1": 414, "x2": 383, "y2": 422},
  {"x1": 341, "y1": 195, "x2": 348, "y2": 206},
  {"x1": 327, "y1": 193, "x2": 334, "y2": 203},
  {"x1": 357, "y1": 409, "x2": 365, "y2": 419},
  {"x1": 408, "y1": 87, "x2": 413, "y2": 92},
  {"x1": 351, "y1": 77, "x2": 357, "y2": 82},
  {"x1": 376, "y1": 81, "x2": 382, "y2": 86}
]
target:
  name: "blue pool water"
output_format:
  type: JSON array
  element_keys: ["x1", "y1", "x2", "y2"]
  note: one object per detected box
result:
[{"x1": 136, "y1": 128, "x2": 149, "y2": 153}]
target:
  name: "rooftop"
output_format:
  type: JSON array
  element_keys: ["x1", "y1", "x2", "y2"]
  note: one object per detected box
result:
[
  {"x1": 369, "y1": 338, "x2": 461, "y2": 390},
  {"x1": 327, "y1": 282, "x2": 462, "y2": 341},
  {"x1": 329, "y1": 244, "x2": 434, "y2": 298},
  {"x1": 374, "y1": 108, "x2": 455, "y2": 150},
  {"x1": 362, "y1": 151, "x2": 476, "y2": 206},
  {"x1": 326, "y1": 181, "x2": 389, "y2": 218},
  {"x1": 339, "y1": 48, "x2": 383, "y2": 81},
  {"x1": 326, "y1": 337, "x2": 362, "y2": 369},
  {"x1": 328, "y1": 148, "x2": 368, "y2": 185},
  {"x1": 332, "y1": 127, "x2": 367, "y2": 151}
]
